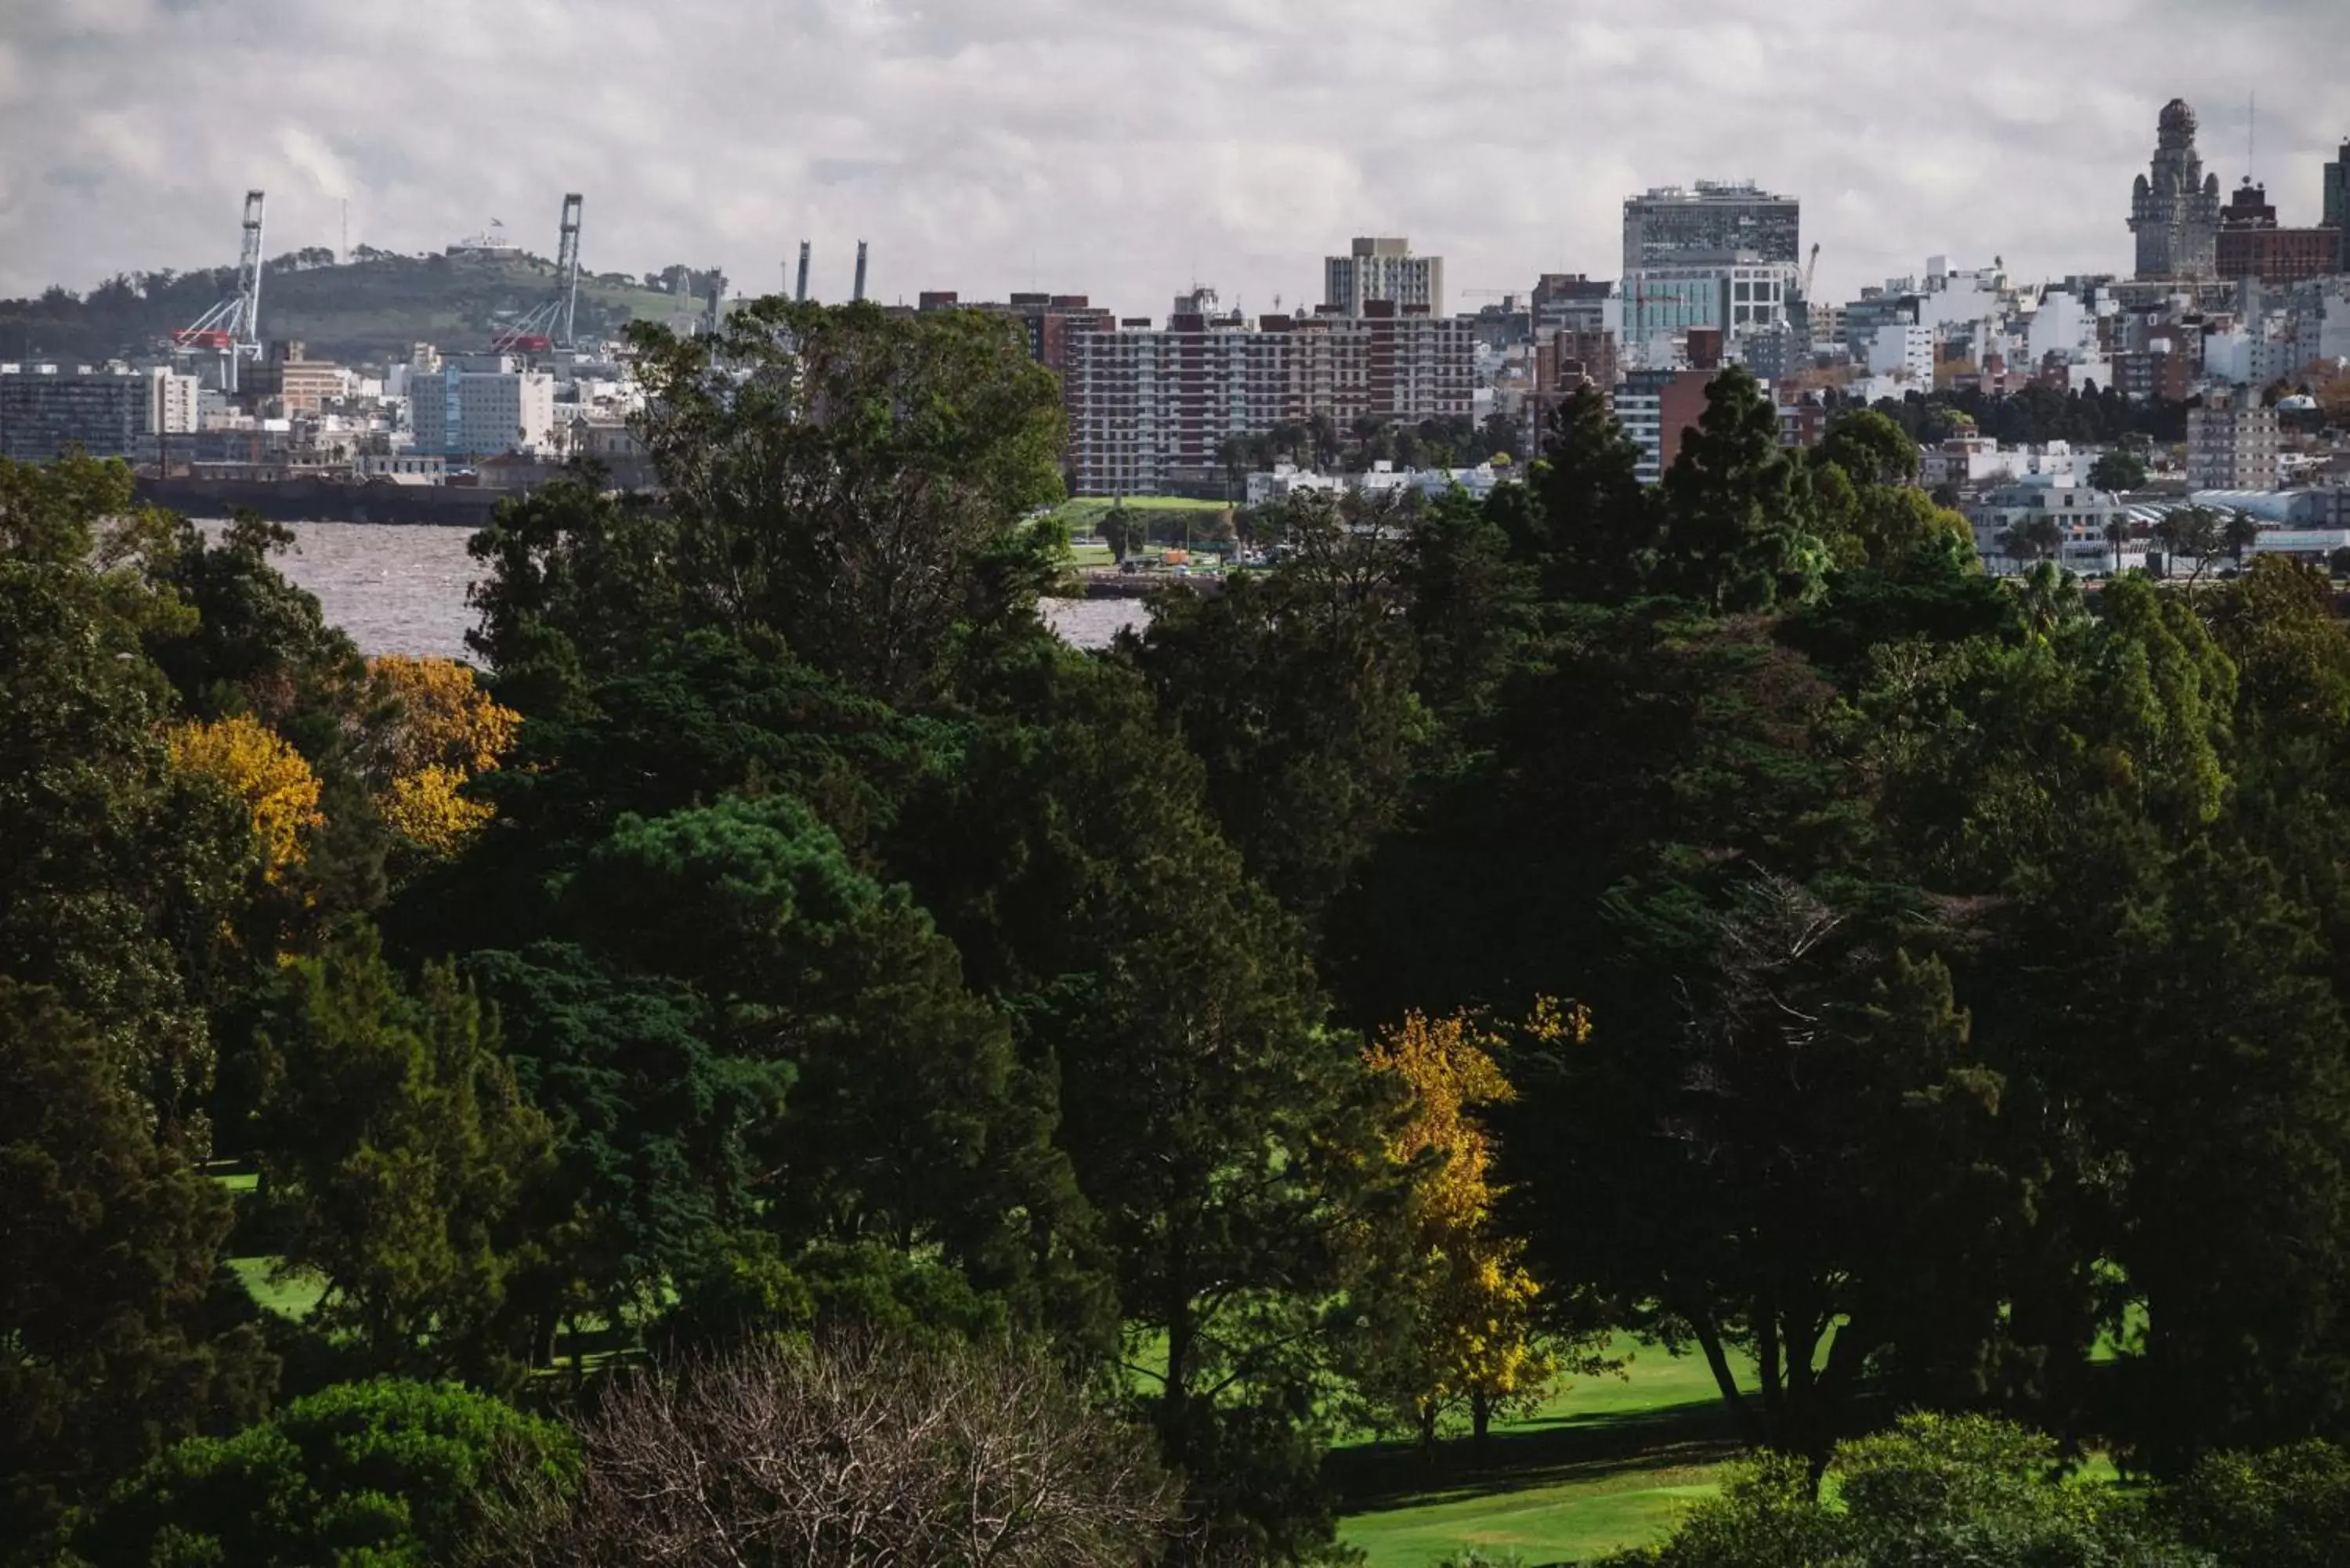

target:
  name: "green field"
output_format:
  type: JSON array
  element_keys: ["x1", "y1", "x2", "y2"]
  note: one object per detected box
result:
[
  {"x1": 228, "y1": 1255, "x2": 327, "y2": 1321},
  {"x1": 1333, "y1": 1336, "x2": 1752, "y2": 1568},
  {"x1": 1047, "y1": 495, "x2": 1233, "y2": 537}
]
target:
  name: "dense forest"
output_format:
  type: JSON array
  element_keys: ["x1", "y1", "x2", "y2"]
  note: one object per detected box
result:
[{"x1": 14, "y1": 298, "x2": 2350, "y2": 1565}]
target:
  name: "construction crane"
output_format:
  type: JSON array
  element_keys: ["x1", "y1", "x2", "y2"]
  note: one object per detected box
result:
[
  {"x1": 174, "y1": 190, "x2": 266, "y2": 385},
  {"x1": 1801, "y1": 242, "x2": 1820, "y2": 302},
  {"x1": 491, "y1": 193, "x2": 584, "y2": 353}
]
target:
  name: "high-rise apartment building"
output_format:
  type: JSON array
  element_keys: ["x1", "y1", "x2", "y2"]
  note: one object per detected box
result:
[
  {"x1": 1622, "y1": 182, "x2": 1801, "y2": 273},
  {"x1": 1065, "y1": 294, "x2": 1474, "y2": 495},
  {"x1": 1323, "y1": 237, "x2": 1445, "y2": 317},
  {"x1": 152, "y1": 369, "x2": 201, "y2": 439},
  {"x1": 2325, "y1": 139, "x2": 2350, "y2": 233},
  {"x1": 2186, "y1": 392, "x2": 2281, "y2": 491},
  {"x1": 2131, "y1": 99, "x2": 2222, "y2": 280},
  {"x1": 0, "y1": 365, "x2": 197, "y2": 461},
  {"x1": 916, "y1": 291, "x2": 1117, "y2": 378}
]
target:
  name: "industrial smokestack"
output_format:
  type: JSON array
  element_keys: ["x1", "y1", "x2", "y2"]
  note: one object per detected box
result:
[
  {"x1": 796, "y1": 240, "x2": 811, "y2": 302},
  {"x1": 853, "y1": 240, "x2": 868, "y2": 304}
]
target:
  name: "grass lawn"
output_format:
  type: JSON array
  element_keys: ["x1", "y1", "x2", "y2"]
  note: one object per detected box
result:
[
  {"x1": 1340, "y1": 1455, "x2": 1726, "y2": 1568},
  {"x1": 1046, "y1": 496, "x2": 1233, "y2": 534},
  {"x1": 228, "y1": 1255, "x2": 327, "y2": 1321},
  {"x1": 1334, "y1": 1335, "x2": 1754, "y2": 1568}
]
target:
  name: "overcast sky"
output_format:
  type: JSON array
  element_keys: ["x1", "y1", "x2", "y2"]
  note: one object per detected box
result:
[{"x1": 5, "y1": 0, "x2": 2348, "y2": 316}]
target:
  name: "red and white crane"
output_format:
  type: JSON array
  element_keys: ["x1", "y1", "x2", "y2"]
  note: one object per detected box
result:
[
  {"x1": 491, "y1": 193, "x2": 584, "y2": 353},
  {"x1": 174, "y1": 190, "x2": 266, "y2": 383}
]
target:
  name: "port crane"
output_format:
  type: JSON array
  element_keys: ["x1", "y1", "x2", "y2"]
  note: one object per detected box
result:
[
  {"x1": 174, "y1": 190, "x2": 266, "y2": 385},
  {"x1": 491, "y1": 193, "x2": 584, "y2": 352}
]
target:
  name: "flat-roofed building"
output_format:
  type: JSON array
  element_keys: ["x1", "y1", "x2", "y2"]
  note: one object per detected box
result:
[
  {"x1": 0, "y1": 364, "x2": 198, "y2": 461},
  {"x1": 2215, "y1": 179, "x2": 2343, "y2": 287},
  {"x1": 2186, "y1": 392, "x2": 2281, "y2": 491},
  {"x1": 1324, "y1": 237, "x2": 1445, "y2": 317},
  {"x1": 1623, "y1": 182, "x2": 1801, "y2": 272},
  {"x1": 1065, "y1": 293, "x2": 1474, "y2": 495},
  {"x1": 408, "y1": 359, "x2": 557, "y2": 460}
]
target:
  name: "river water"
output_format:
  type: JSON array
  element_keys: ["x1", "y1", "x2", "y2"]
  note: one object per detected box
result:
[{"x1": 193, "y1": 521, "x2": 1146, "y2": 663}]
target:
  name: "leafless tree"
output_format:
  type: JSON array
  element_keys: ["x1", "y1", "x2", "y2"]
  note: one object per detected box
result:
[{"x1": 475, "y1": 1331, "x2": 1179, "y2": 1567}]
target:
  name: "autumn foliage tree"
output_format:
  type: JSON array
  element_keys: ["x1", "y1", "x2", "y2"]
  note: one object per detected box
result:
[
  {"x1": 369, "y1": 656, "x2": 519, "y2": 859},
  {"x1": 1358, "y1": 1006, "x2": 1577, "y2": 1453},
  {"x1": 167, "y1": 714, "x2": 324, "y2": 884}
]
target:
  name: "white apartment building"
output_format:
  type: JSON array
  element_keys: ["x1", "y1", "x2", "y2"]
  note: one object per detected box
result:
[
  {"x1": 1324, "y1": 237, "x2": 1444, "y2": 316},
  {"x1": 151, "y1": 368, "x2": 201, "y2": 436},
  {"x1": 2185, "y1": 394, "x2": 2281, "y2": 491},
  {"x1": 409, "y1": 360, "x2": 558, "y2": 460},
  {"x1": 1867, "y1": 323, "x2": 1936, "y2": 385},
  {"x1": 1967, "y1": 476, "x2": 2136, "y2": 576},
  {"x1": 1920, "y1": 438, "x2": 2091, "y2": 490},
  {"x1": 2202, "y1": 319, "x2": 2308, "y2": 388}
]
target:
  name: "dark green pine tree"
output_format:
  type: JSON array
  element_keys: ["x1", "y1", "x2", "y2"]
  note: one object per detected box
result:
[
  {"x1": 897, "y1": 645, "x2": 1402, "y2": 1562},
  {"x1": 1403, "y1": 486, "x2": 1539, "y2": 724},
  {"x1": 250, "y1": 927, "x2": 553, "y2": 1386},
  {"x1": 1522, "y1": 382, "x2": 1657, "y2": 604},
  {"x1": 459, "y1": 942, "x2": 787, "y2": 1369},
  {"x1": 1658, "y1": 364, "x2": 1827, "y2": 612},
  {"x1": 0, "y1": 981, "x2": 277, "y2": 1558},
  {"x1": 1126, "y1": 492, "x2": 1430, "y2": 929},
  {"x1": 0, "y1": 457, "x2": 256, "y2": 1139},
  {"x1": 2081, "y1": 843, "x2": 2350, "y2": 1470}
]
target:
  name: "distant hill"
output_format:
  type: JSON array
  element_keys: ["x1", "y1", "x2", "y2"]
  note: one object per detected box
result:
[{"x1": 0, "y1": 251, "x2": 729, "y2": 368}]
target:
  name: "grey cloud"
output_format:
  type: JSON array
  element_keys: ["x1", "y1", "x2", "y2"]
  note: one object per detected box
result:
[
  {"x1": 811, "y1": 157, "x2": 900, "y2": 185},
  {"x1": 2, "y1": 0, "x2": 2347, "y2": 313}
]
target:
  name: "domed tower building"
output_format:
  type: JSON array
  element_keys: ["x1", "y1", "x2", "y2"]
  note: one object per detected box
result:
[{"x1": 2131, "y1": 98, "x2": 2222, "y2": 279}]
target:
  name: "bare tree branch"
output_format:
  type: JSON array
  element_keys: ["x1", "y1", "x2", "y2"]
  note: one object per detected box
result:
[{"x1": 474, "y1": 1332, "x2": 1178, "y2": 1568}]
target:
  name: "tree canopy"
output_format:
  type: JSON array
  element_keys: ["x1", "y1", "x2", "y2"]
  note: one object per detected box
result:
[{"x1": 19, "y1": 306, "x2": 2350, "y2": 1564}]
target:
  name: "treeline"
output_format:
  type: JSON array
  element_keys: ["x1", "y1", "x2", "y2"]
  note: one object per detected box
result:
[
  {"x1": 1854, "y1": 380, "x2": 2193, "y2": 446},
  {"x1": 0, "y1": 251, "x2": 687, "y2": 366},
  {"x1": 14, "y1": 298, "x2": 2350, "y2": 1565},
  {"x1": 1216, "y1": 410, "x2": 1524, "y2": 478}
]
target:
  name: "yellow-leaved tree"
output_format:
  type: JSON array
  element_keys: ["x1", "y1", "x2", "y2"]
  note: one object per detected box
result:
[
  {"x1": 369, "y1": 656, "x2": 519, "y2": 858},
  {"x1": 1361, "y1": 1001, "x2": 1591, "y2": 1452},
  {"x1": 167, "y1": 714, "x2": 324, "y2": 884}
]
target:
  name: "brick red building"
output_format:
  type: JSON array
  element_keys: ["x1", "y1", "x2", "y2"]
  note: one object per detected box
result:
[{"x1": 2214, "y1": 179, "x2": 2343, "y2": 287}]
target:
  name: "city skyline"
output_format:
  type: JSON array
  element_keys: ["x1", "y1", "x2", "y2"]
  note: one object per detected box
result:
[{"x1": 5, "y1": 0, "x2": 2349, "y2": 315}]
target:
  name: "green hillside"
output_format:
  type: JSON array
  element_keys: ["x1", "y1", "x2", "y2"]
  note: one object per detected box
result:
[{"x1": 2, "y1": 252, "x2": 720, "y2": 368}]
